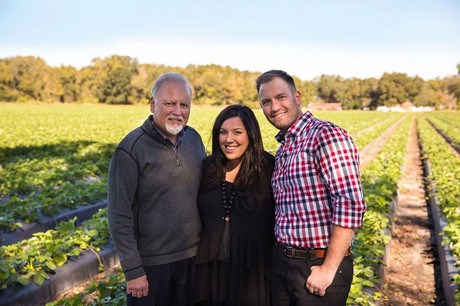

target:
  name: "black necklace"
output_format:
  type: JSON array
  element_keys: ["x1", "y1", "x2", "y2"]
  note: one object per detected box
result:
[
  {"x1": 218, "y1": 180, "x2": 234, "y2": 262},
  {"x1": 221, "y1": 181, "x2": 235, "y2": 222}
]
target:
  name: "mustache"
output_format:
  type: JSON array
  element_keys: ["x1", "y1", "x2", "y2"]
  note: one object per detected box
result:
[{"x1": 167, "y1": 115, "x2": 183, "y2": 121}]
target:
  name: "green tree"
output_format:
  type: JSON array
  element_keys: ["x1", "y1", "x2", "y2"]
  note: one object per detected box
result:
[
  {"x1": 128, "y1": 63, "x2": 175, "y2": 104},
  {"x1": 336, "y1": 78, "x2": 362, "y2": 110},
  {"x1": 55, "y1": 65, "x2": 78, "y2": 102},
  {"x1": 6, "y1": 56, "x2": 48, "y2": 101},
  {"x1": 239, "y1": 71, "x2": 259, "y2": 108},
  {"x1": 359, "y1": 78, "x2": 379, "y2": 109},
  {"x1": 78, "y1": 64, "x2": 102, "y2": 103},
  {"x1": 2, "y1": 54, "x2": 456, "y2": 107},
  {"x1": 297, "y1": 80, "x2": 318, "y2": 106},
  {"x1": 441, "y1": 76, "x2": 460, "y2": 109},
  {"x1": 405, "y1": 76, "x2": 424, "y2": 102},
  {"x1": 96, "y1": 55, "x2": 139, "y2": 104},
  {"x1": 376, "y1": 73, "x2": 407, "y2": 105},
  {"x1": 375, "y1": 73, "x2": 423, "y2": 106},
  {"x1": 414, "y1": 82, "x2": 440, "y2": 107},
  {"x1": 0, "y1": 59, "x2": 16, "y2": 101},
  {"x1": 315, "y1": 74, "x2": 344, "y2": 103},
  {"x1": 189, "y1": 64, "x2": 223, "y2": 106}
]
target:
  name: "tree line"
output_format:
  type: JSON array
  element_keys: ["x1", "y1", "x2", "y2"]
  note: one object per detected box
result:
[{"x1": 1, "y1": 55, "x2": 459, "y2": 110}]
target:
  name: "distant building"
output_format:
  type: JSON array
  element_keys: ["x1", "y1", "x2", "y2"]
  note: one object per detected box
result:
[
  {"x1": 401, "y1": 101, "x2": 414, "y2": 111},
  {"x1": 376, "y1": 101, "x2": 434, "y2": 112},
  {"x1": 307, "y1": 102, "x2": 342, "y2": 111}
]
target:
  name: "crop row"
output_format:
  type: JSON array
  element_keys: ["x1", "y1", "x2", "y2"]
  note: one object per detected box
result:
[
  {"x1": 0, "y1": 208, "x2": 109, "y2": 291},
  {"x1": 424, "y1": 113, "x2": 460, "y2": 152},
  {"x1": 417, "y1": 115, "x2": 460, "y2": 304},
  {"x1": 425, "y1": 111, "x2": 460, "y2": 130},
  {"x1": 348, "y1": 116, "x2": 411, "y2": 305},
  {"x1": 46, "y1": 271, "x2": 126, "y2": 306},
  {"x1": 0, "y1": 104, "x2": 148, "y2": 234}
]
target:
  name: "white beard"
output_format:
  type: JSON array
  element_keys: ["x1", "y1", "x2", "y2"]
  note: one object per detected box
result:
[{"x1": 165, "y1": 122, "x2": 183, "y2": 135}]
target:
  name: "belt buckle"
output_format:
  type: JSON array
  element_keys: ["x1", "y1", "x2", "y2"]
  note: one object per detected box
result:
[{"x1": 283, "y1": 245, "x2": 293, "y2": 258}]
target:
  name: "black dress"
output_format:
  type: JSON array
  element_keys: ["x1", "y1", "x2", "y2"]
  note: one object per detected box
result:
[{"x1": 195, "y1": 154, "x2": 275, "y2": 306}]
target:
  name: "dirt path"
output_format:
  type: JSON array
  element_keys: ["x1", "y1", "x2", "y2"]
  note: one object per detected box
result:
[
  {"x1": 381, "y1": 118, "x2": 445, "y2": 305},
  {"x1": 360, "y1": 116, "x2": 406, "y2": 168}
]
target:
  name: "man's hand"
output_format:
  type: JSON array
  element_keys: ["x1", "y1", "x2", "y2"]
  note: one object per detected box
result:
[
  {"x1": 305, "y1": 226, "x2": 355, "y2": 296},
  {"x1": 127, "y1": 275, "x2": 149, "y2": 298},
  {"x1": 305, "y1": 265, "x2": 336, "y2": 296}
]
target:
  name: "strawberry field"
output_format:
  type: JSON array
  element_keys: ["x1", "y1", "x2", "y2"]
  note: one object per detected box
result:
[{"x1": 0, "y1": 103, "x2": 459, "y2": 305}]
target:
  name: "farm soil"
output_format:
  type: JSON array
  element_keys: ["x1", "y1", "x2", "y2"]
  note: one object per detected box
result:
[{"x1": 381, "y1": 118, "x2": 446, "y2": 306}]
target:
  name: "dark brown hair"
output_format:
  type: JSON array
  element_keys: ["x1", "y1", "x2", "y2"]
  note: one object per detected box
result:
[{"x1": 256, "y1": 69, "x2": 297, "y2": 94}]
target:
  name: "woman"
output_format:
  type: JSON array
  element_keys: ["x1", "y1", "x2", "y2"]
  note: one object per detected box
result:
[{"x1": 195, "y1": 105, "x2": 275, "y2": 305}]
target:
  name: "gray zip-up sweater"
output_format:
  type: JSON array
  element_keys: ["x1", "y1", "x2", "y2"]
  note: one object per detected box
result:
[{"x1": 108, "y1": 115, "x2": 206, "y2": 281}]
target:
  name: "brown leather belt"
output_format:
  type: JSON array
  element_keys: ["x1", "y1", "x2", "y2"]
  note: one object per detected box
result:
[{"x1": 274, "y1": 241, "x2": 351, "y2": 260}]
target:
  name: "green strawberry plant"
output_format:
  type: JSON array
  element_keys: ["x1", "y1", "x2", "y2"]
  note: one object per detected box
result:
[
  {"x1": 0, "y1": 208, "x2": 109, "y2": 289},
  {"x1": 417, "y1": 114, "x2": 460, "y2": 304}
]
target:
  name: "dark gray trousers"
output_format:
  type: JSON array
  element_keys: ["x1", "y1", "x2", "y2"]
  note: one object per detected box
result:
[
  {"x1": 271, "y1": 249, "x2": 353, "y2": 306},
  {"x1": 127, "y1": 257, "x2": 196, "y2": 306}
]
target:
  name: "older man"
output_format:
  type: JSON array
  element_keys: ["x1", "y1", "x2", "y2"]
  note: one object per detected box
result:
[{"x1": 108, "y1": 72, "x2": 206, "y2": 306}]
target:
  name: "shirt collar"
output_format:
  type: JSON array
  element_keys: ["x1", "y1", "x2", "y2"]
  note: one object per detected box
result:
[{"x1": 275, "y1": 111, "x2": 312, "y2": 143}]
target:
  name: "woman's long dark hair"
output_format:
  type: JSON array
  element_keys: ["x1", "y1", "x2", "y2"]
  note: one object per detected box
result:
[{"x1": 201, "y1": 105, "x2": 273, "y2": 211}]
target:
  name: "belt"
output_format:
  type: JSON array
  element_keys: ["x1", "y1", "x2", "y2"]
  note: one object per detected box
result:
[{"x1": 274, "y1": 242, "x2": 351, "y2": 260}]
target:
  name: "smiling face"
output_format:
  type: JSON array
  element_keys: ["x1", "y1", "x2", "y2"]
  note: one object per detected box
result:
[
  {"x1": 219, "y1": 116, "x2": 249, "y2": 168},
  {"x1": 258, "y1": 77, "x2": 303, "y2": 132},
  {"x1": 150, "y1": 81, "x2": 191, "y2": 142}
]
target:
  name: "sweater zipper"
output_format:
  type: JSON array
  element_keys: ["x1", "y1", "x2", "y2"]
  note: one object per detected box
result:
[
  {"x1": 161, "y1": 135, "x2": 181, "y2": 166},
  {"x1": 171, "y1": 146, "x2": 180, "y2": 166}
]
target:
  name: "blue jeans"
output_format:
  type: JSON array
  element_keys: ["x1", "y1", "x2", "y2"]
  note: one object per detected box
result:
[
  {"x1": 127, "y1": 257, "x2": 196, "y2": 306},
  {"x1": 271, "y1": 249, "x2": 353, "y2": 306}
]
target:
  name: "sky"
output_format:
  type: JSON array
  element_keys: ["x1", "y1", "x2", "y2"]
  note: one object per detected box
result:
[{"x1": 0, "y1": 0, "x2": 459, "y2": 81}]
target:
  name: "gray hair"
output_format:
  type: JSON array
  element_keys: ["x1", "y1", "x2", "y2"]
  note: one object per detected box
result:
[{"x1": 151, "y1": 72, "x2": 192, "y2": 101}]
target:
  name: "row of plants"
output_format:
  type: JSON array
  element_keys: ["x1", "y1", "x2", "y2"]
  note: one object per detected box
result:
[
  {"x1": 0, "y1": 208, "x2": 109, "y2": 289},
  {"x1": 0, "y1": 177, "x2": 107, "y2": 232},
  {"x1": 0, "y1": 103, "x2": 148, "y2": 233},
  {"x1": 426, "y1": 111, "x2": 460, "y2": 129},
  {"x1": 424, "y1": 113, "x2": 460, "y2": 151},
  {"x1": 315, "y1": 111, "x2": 401, "y2": 135},
  {"x1": 347, "y1": 116, "x2": 411, "y2": 305},
  {"x1": 351, "y1": 115, "x2": 403, "y2": 152},
  {"x1": 46, "y1": 270, "x2": 126, "y2": 306},
  {"x1": 417, "y1": 115, "x2": 460, "y2": 303}
]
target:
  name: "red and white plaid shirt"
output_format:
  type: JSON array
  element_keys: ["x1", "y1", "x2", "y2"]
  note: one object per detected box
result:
[{"x1": 272, "y1": 112, "x2": 366, "y2": 249}]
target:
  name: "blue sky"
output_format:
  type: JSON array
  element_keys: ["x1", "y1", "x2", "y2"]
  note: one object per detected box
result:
[{"x1": 0, "y1": 0, "x2": 459, "y2": 80}]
